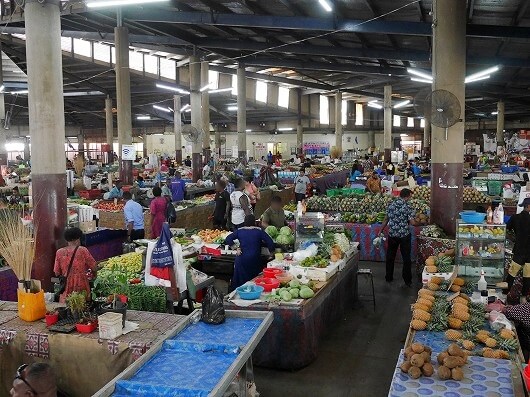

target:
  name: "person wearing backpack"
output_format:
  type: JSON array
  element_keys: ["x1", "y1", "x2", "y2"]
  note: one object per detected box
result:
[{"x1": 149, "y1": 186, "x2": 167, "y2": 238}]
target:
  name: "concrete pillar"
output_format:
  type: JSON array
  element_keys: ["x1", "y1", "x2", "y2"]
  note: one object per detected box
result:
[
  {"x1": 0, "y1": 47, "x2": 6, "y2": 166},
  {"x1": 201, "y1": 61, "x2": 211, "y2": 162},
  {"x1": 383, "y1": 85, "x2": 392, "y2": 161},
  {"x1": 78, "y1": 132, "x2": 84, "y2": 157},
  {"x1": 297, "y1": 88, "x2": 303, "y2": 156},
  {"x1": 23, "y1": 137, "x2": 30, "y2": 161},
  {"x1": 431, "y1": 0, "x2": 466, "y2": 236},
  {"x1": 174, "y1": 95, "x2": 182, "y2": 163},
  {"x1": 115, "y1": 25, "x2": 133, "y2": 184},
  {"x1": 142, "y1": 131, "x2": 148, "y2": 159},
  {"x1": 335, "y1": 91, "x2": 343, "y2": 153},
  {"x1": 423, "y1": 113, "x2": 431, "y2": 152},
  {"x1": 26, "y1": 0, "x2": 67, "y2": 289},
  {"x1": 215, "y1": 126, "x2": 221, "y2": 158},
  {"x1": 496, "y1": 100, "x2": 505, "y2": 146},
  {"x1": 368, "y1": 130, "x2": 376, "y2": 149},
  {"x1": 190, "y1": 56, "x2": 202, "y2": 181},
  {"x1": 237, "y1": 65, "x2": 247, "y2": 163},
  {"x1": 105, "y1": 96, "x2": 113, "y2": 163}
]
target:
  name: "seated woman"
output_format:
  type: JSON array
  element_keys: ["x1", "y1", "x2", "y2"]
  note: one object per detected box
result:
[{"x1": 224, "y1": 215, "x2": 275, "y2": 290}]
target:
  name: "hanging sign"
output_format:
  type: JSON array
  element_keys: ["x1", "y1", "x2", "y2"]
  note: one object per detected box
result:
[{"x1": 121, "y1": 145, "x2": 136, "y2": 161}]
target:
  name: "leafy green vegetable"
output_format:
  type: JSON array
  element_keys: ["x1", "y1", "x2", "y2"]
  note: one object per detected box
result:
[
  {"x1": 280, "y1": 226, "x2": 293, "y2": 236},
  {"x1": 265, "y1": 226, "x2": 279, "y2": 238}
]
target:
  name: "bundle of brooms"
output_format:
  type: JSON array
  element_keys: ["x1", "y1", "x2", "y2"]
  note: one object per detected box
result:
[{"x1": 0, "y1": 211, "x2": 36, "y2": 292}]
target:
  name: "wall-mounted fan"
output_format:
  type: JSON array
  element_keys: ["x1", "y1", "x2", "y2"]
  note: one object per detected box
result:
[
  {"x1": 182, "y1": 124, "x2": 202, "y2": 143},
  {"x1": 430, "y1": 90, "x2": 461, "y2": 140}
]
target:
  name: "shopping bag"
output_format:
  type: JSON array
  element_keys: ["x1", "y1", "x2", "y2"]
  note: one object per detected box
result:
[
  {"x1": 17, "y1": 289, "x2": 46, "y2": 322},
  {"x1": 201, "y1": 285, "x2": 225, "y2": 325},
  {"x1": 150, "y1": 223, "x2": 174, "y2": 281}
]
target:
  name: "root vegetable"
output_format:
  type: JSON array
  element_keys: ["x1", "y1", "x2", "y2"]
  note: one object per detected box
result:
[{"x1": 408, "y1": 366, "x2": 422, "y2": 379}]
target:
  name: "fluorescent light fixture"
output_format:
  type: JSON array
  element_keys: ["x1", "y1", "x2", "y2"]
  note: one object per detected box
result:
[
  {"x1": 5, "y1": 142, "x2": 25, "y2": 151},
  {"x1": 465, "y1": 66, "x2": 499, "y2": 82},
  {"x1": 420, "y1": 118, "x2": 425, "y2": 128},
  {"x1": 318, "y1": 0, "x2": 332, "y2": 12},
  {"x1": 155, "y1": 83, "x2": 190, "y2": 95},
  {"x1": 407, "y1": 68, "x2": 433, "y2": 81},
  {"x1": 245, "y1": 129, "x2": 252, "y2": 132},
  {"x1": 153, "y1": 104, "x2": 172, "y2": 113},
  {"x1": 209, "y1": 87, "x2": 233, "y2": 94},
  {"x1": 465, "y1": 75, "x2": 490, "y2": 84},
  {"x1": 137, "y1": 116, "x2": 151, "y2": 120},
  {"x1": 63, "y1": 90, "x2": 103, "y2": 97},
  {"x1": 278, "y1": 127, "x2": 293, "y2": 131},
  {"x1": 200, "y1": 83, "x2": 213, "y2": 92},
  {"x1": 367, "y1": 101, "x2": 382, "y2": 109},
  {"x1": 227, "y1": 106, "x2": 238, "y2": 111},
  {"x1": 393, "y1": 100, "x2": 410, "y2": 109},
  {"x1": 400, "y1": 134, "x2": 408, "y2": 137},
  {"x1": 0, "y1": 85, "x2": 4, "y2": 93},
  {"x1": 411, "y1": 77, "x2": 433, "y2": 84},
  {"x1": 180, "y1": 104, "x2": 190, "y2": 112},
  {"x1": 11, "y1": 89, "x2": 28, "y2": 94},
  {"x1": 87, "y1": 0, "x2": 169, "y2": 8},
  {"x1": 491, "y1": 111, "x2": 498, "y2": 115},
  {"x1": 185, "y1": 108, "x2": 191, "y2": 113}
]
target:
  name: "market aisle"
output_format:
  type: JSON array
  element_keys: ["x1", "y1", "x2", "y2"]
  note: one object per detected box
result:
[{"x1": 254, "y1": 261, "x2": 418, "y2": 397}]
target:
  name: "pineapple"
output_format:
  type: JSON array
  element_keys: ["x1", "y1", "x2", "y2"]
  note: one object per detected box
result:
[
  {"x1": 413, "y1": 309, "x2": 431, "y2": 322},
  {"x1": 427, "y1": 282, "x2": 440, "y2": 291},
  {"x1": 448, "y1": 316, "x2": 463, "y2": 329},
  {"x1": 498, "y1": 350, "x2": 510, "y2": 359},
  {"x1": 411, "y1": 319, "x2": 427, "y2": 331},
  {"x1": 435, "y1": 255, "x2": 453, "y2": 272},
  {"x1": 452, "y1": 311, "x2": 470, "y2": 322},
  {"x1": 425, "y1": 266, "x2": 438, "y2": 273},
  {"x1": 485, "y1": 337, "x2": 497, "y2": 348},
  {"x1": 412, "y1": 303, "x2": 430, "y2": 312},
  {"x1": 445, "y1": 329, "x2": 463, "y2": 341},
  {"x1": 482, "y1": 348, "x2": 498, "y2": 359},
  {"x1": 496, "y1": 337, "x2": 518, "y2": 352},
  {"x1": 430, "y1": 276, "x2": 444, "y2": 285},
  {"x1": 461, "y1": 339, "x2": 475, "y2": 350},
  {"x1": 452, "y1": 296, "x2": 469, "y2": 306},
  {"x1": 417, "y1": 298, "x2": 434, "y2": 309},
  {"x1": 450, "y1": 284, "x2": 461, "y2": 293},
  {"x1": 418, "y1": 293, "x2": 435, "y2": 302},
  {"x1": 476, "y1": 332, "x2": 490, "y2": 344},
  {"x1": 499, "y1": 328, "x2": 515, "y2": 340},
  {"x1": 453, "y1": 302, "x2": 469, "y2": 312},
  {"x1": 453, "y1": 277, "x2": 465, "y2": 286},
  {"x1": 418, "y1": 288, "x2": 435, "y2": 297}
]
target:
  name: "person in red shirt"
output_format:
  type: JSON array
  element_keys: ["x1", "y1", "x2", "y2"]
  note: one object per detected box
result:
[{"x1": 149, "y1": 186, "x2": 167, "y2": 238}]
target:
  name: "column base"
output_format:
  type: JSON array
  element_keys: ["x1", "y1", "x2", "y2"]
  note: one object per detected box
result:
[
  {"x1": 431, "y1": 163, "x2": 463, "y2": 237},
  {"x1": 192, "y1": 152, "x2": 202, "y2": 182},
  {"x1": 32, "y1": 173, "x2": 67, "y2": 290},
  {"x1": 120, "y1": 160, "x2": 133, "y2": 185},
  {"x1": 175, "y1": 150, "x2": 183, "y2": 164}
]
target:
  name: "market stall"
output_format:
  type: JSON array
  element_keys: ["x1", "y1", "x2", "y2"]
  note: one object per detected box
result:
[
  {"x1": 0, "y1": 301, "x2": 186, "y2": 397},
  {"x1": 310, "y1": 169, "x2": 350, "y2": 193},
  {"x1": 225, "y1": 250, "x2": 359, "y2": 370}
]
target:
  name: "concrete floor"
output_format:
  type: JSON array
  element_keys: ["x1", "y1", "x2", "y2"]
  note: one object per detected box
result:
[{"x1": 254, "y1": 261, "x2": 418, "y2": 397}]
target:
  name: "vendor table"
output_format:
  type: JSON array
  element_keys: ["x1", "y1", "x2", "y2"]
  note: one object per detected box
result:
[
  {"x1": 224, "y1": 252, "x2": 359, "y2": 370},
  {"x1": 185, "y1": 186, "x2": 214, "y2": 199},
  {"x1": 83, "y1": 228, "x2": 127, "y2": 261},
  {"x1": 0, "y1": 301, "x2": 186, "y2": 397},
  {"x1": 193, "y1": 255, "x2": 271, "y2": 284},
  {"x1": 415, "y1": 235, "x2": 456, "y2": 276},
  {"x1": 310, "y1": 169, "x2": 350, "y2": 193}
]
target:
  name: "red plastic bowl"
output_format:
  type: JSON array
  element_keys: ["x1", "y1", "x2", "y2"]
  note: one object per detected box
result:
[
  {"x1": 45, "y1": 313, "x2": 59, "y2": 327},
  {"x1": 254, "y1": 277, "x2": 280, "y2": 292},
  {"x1": 76, "y1": 320, "x2": 98, "y2": 334},
  {"x1": 263, "y1": 268, "x2": 284, "y2": 278}
]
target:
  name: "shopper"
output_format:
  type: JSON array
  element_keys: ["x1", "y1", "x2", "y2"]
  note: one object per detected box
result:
[
  {"x1": 149, "y1": 186, "x2": 167, "y2": 239},
  {"x1": 230, "y1": 178, "x2": 252, "y2": 230},
  {"x1": 294, "y1": 169, "x2": 311, "y2": 203},
  {"x1": 203, "y1": 162, "x2": 211, "y2": 178},
  {"x1": 267, "y1": 151, "x2": 273, "y2": 164},
  {"x1": 386, "y1": 161, "x2": 395, "y2": 176},
  {"x1": 97, "y1": 177, "x2": 110, "y2": 192},
  {"x1": 11, "y1": 363, "x2": 59, "y2": 397},
  {"x1": 53, "y1": 227, "x2": 97, "y2": 303},
  {"x1": 184, "y1": 156, "x2": 192, "y2": 167},
  {"x1": 261, "y1": 196, "x2": 287, "y2": 229},
  {"x1": 347, "y1": 164, "x2": 362, "y2": 186},
  {"x1": 222, "y1": 175, "x2": 235, "y2": 194},
  {"x1": 366, "y1": 172, "x2": 382, "y2": 194},
  {"x1": 123, "y1": 191, "x2": 145, "y2": 241},
  {"x1": 170, "y1": 172, "x2": 186, "y2": 202},
  {"x1": 136, "y1": 176, "x2": 145, "y2": 188},
  {"x1": 506, "y1": 197, "x2": 530, "y2": 302},
  {"x1": 381, "y1": 188, "x2": 418, "y2": 286},
  {"x1": 212, "y1": 180, "x2": 230, "y2": 230},
  {"x1": 244, "y1": 176, "x2": 261, "y2": 212},
  {"x1": 362, "y1": 155, "x2": 374, "y2": 173},
  {"x1": 106, "y1": 182, "x2": 123, "y2": 200},
  {"x1": 224, "y1": 214, "x2": 275, "y2": 290}
]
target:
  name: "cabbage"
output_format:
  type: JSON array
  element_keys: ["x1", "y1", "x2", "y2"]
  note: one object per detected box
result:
[
  {"x1": 275, "y1": 234, "x2": 292, "y2": 245},
  {"x1": 280, "y1": 226, "x2": 292, "y2": 236},
  {"x1": 265, "y1": 226, "x2": 278, "y2": 238}
]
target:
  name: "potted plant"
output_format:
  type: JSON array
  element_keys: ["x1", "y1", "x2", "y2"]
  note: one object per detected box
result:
[
  {"x1": 65, "y1": 291, "x2": 87, "y2": 321},
  {"x1": 75, "y1": 313, "x2": 98, "y2": 333},
  {"x1": 98, "y1": 271, "x2": 129, "y2": 328},
  {"x1": 45, "y1": 310, "x2": 59, "y2": 327}
]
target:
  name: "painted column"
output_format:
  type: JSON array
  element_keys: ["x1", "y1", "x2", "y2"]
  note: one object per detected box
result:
[
  {"x1": 201, "y1": 61, "x2": 211, "y2": 163},
  {"x1": 383, "y1": 85, "x2": 392, "y2": 162},
  {"x1": 105, "y1": 96, "x2": 114, "y2": 163},
  {"x1": 25, "y1": 0, "x2": 67, "y2": 289},
  {"x1": 190, "y1": 56, "x2": 202, "y2": 181},
  {"x1": 0, "y1": 47, "x2": 6, "y2": 166},
  {"x1": 335, "y1": 91, "x2": 343, "y2": 153},
  {"x1": 496, "y1": 100, "x2": 505, "y2": 147},
  {"x1": 237, "y1": 65, "x2": 247, "y2": 163},
  {"x1": 78, "y1": 131, "x2": 84, "y2": 157},
  {"x1": 215, "y1": 125, "x2": 221, "y2": 157},
  {"x1": 142, "y1": 131, "x2": 147, "y2": 158},
  {"x1": 297, "y1": 88, "x2": 303, "y2": 156},
  {"x1": 424, "y1": 112, "x2": 431, "y2": 152},
  {"x1": 431, "y1": 0, "x2": 466, "y2": 236},
  {"x1": 115, "y1": 24, "x2": 133, "y2": 184},
  {"x1": 174, "y1": 95, "x2": 182, "y2": 163}
]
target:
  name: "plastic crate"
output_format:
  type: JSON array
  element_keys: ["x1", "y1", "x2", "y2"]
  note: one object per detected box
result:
[
  {"x1": 326, "y1": 188, "x2": 342, "y2": 197},
  {"x1": 98, "y1": 312, "x2": 123, "y2": 340},
  {"x1": 487, "y1": 180, "x2": 502, "y2": 196}
]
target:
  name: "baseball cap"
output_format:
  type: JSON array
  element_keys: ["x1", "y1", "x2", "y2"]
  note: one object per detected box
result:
[{"x1": 519, "y1": 198, "x2": 530, "y2": 207}]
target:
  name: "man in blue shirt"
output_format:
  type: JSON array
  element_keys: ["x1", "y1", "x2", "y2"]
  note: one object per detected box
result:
[
  {"x1": 106, "y1": 182, "x2": 123, "y2": 200},
  {"x1": 123, "y1": 191, "x2": 145, "y2": 241},
  {"x1": 381, "y1": 188, "x2": 418, "y2": 286},
  {"x1": 170, "y1": 172, "x2": 186, "y2": 202}
]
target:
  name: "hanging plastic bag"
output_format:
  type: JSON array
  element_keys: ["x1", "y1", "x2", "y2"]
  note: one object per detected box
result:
[
  {"x1": 150, "y1": 224, "x2": 174, "y2": 281},
  {"x1": 201, "y1": 285, "x2": 225, "y2": 325}
]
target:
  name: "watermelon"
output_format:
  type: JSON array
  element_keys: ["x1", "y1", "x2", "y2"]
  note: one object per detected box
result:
[
  {"x1": 265, "y1": 226, "x2": 279, "y2": 238},
  {"x1": 280, "y1": 226, "x2": 292, "y2": 236}
]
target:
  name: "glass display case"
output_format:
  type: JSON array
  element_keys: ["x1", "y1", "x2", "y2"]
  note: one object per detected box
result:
[
  {"x1": 455, "y1": 221, "x2": 506, "y2": 280},
  {"x1": 67, "y1": 204, "x2": 80, "y2": 229},
  {"x1": 295, "y1": 212, "x2": 325, "y2": 250}
]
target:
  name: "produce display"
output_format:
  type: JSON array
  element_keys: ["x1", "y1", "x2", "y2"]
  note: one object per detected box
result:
[
  {"x1": 318, "y1": 232, "x2": 350, "y2": 262},
  {"x1": 420, "y1": 224, "x2": 448, "y2": 239},
  {"x1": 101, "y1": 252, "x2": 143, "y2": 277},
  {"x1": 400, "y1": 343, "x2": 434, "y2": 379},
  {"x1": 435, "y1": 344, "x2": 468, "y2": 381},
  {"x1": 300, "y1": 255, "x2": 328, "y2": 268},
  {"x1": 93, "y1": 200, "x2": 125, "y2": 212},
  {"x1": 265, "y1": 225, "x2": 295, "y2": 246},
  {"x1": 462, "y1": 186, "x2": 491, "y2": 204},
  {"x1": 412, "y1": 186, "x2": 431, "y2": 202},
  {"x1": 196, "y1": 229, "x2": 227, "y2": 243},
  {"x1": 424, "y1": 251, "x2": 455, "y2": 273},
  {"x1": 266, "y1": 279, "x2": 316, "y2": 302}
]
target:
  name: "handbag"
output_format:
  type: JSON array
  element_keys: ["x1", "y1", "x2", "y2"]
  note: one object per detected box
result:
[{"x1": 56, "y1": 246, "x2": 79, "y2": 295}]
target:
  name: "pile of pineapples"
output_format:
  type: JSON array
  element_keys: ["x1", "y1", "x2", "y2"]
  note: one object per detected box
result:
[
  {"x1": 411, "y1": 285, "x2": 519, "y2": 360},
  {"x1": 424, "y1": 250, "x2": 455, "y2": 274}
]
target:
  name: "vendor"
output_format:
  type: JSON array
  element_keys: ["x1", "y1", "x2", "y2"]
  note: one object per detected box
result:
[
  {"x1": 366, "y1": 172, "x2": 382, "y2": 194},
  {"x1": 229, "y1": 178, "x2": 252, "y2": 230},
  {"x1": 8, "y1": 186, "x2": 21, "y2": 205},
  {"x1": 506, "y1": 198, "x2": 530, "y2": 302},
  {"x1": 123, "y1": 191, "x2": 145, "y2": 241},
  {"x1": 294, "y1": 169, "x2": 311, "y2": 203},
  {"x1": 203, "y1": 162, "x2": 211, "y2": 178},
  {"x1": 212, "y1": 180, "x2": 230, "y2": 230},
  {"x1": 261, "y1": 196, "x2": 287, "y2": 229},
  {"x1": 348, "y1": 164, "x2": 362, "y2": 185},
  {"x1": 98, "y1": 177, "x2": 110, "y2": 192},
  {"x1": 184, "y1": 156, "x2": 192, "y2": 167},
  {"x1": 224, "y1": 214, "x2": 275, "y2": 290},
  {"x1": 170, "y1": 172, "x2": 186, "y2": 202},
  {"x1": 53, "y1": 227, "x2": 97, "y2": 303},
  {"x1": 244, "y1": 176, "x2": 260, "y2": 212},
  {"x1": 136, "y1": 176, "x2": 146, "y2": 188},
  {"x1": 105, "y1": 182, "x2": 123, "y2": 199},
  {"x1": 385, "y1": 160, "x2": 395, "y2": 176},
  {"x1": 150, "y1": 186, "x2": 167, "y2": 238}
]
